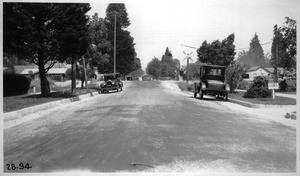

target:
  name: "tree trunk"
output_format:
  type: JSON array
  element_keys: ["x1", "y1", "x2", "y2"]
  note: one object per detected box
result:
[
  {"x1": 38, "y1": 58, "x2": 51, "y2": 97},
  {"x1": 81, "y1": 79, "x2": 84, "y2": 89},
  {"x1": 71, "y1": 58, "x2": 76, "y2": 93},
  {"x1": 83, "y1": 57, "x2": 88, "y2": 89}
]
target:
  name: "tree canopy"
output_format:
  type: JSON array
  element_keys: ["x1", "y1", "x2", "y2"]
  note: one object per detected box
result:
[
  {"x1": 3, "y1": 3, "x2": 91, "y2": 96},
  {"x1": 249, "y1": 33, "x2": 266, "y2": 66},
  {"x1": 271, "y1": 17, "x2": 296, "y2": 71},
  {"x1": 100, "y1": 3, "x2": 137, "y2": 76},
  {"x1": 146, "y1": 47, "x2": 180, "y2": 79},
  {"x1": 237, "y1": 33, "x2": 267, "y2": 69},
  {"x1": 146, "y1": 57, "x2": 161, "y2": 79},
  {"x1": 197, "y1": 34, "x2": 236, "y2": 66}
]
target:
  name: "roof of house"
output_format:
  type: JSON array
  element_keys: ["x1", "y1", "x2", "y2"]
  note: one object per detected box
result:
[
  {"x1": 15, "y1": 64, "x2": 37, "y2": 74},
  {"x1": 47, "y1": 68, "x2": 68, "y2": 74},
  {"x1": 14, "y1": 63, "x2": 70, "y2": 74},
  {"x1": 246, "y1": 66, "x2": 284, "y2": 74},
  {"x1": 20, "y1": 68, "x2": 39, "y2": 75},
  {"x1": 264, "y1": 67, "x2": 284, "y2": 73}
]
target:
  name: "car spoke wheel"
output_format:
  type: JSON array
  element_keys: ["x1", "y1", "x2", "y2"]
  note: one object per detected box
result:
[{"x1": 224, "y1": 92, "x2": 228, "y2": 101}]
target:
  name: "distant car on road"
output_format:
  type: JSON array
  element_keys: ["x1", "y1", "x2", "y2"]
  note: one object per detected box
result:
[
  {"x1": 194, "y1": 64, "x2": 230, "y2": 101},
  {"x1": 100, "y1": 73, "x2": 123, "y2": 93}
]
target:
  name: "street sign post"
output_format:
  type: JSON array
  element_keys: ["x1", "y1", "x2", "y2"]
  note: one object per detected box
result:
[{"x1": 268, "y1": 82, "x2": 279, "y2": 99}]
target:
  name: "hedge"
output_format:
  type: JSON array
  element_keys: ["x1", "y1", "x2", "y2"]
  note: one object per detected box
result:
[{"x1": 4, "y1": 74, "x2": 31, "y2": 97}]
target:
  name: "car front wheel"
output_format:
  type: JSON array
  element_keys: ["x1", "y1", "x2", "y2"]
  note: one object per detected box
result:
[{"x1": 194, "y1": 86, "x2": 198, "y2": 98}]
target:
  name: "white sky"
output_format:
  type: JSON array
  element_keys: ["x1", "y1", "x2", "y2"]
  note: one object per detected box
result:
[{"x1": 87, "y1": 0, "x2": 299, "y2": 69}]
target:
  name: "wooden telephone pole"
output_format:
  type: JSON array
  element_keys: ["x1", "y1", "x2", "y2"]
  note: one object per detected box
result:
[
  {"x1": 183, "y1": 51, "x2": 193, "y2": 83},
  {"x1": 114, "y1": 14, "x2": 116, "y2": 74}
]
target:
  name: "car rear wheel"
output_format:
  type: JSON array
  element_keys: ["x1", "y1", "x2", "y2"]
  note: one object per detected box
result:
[{"x1": 224, "y1": 92, "x2": 228, "y2": 101}]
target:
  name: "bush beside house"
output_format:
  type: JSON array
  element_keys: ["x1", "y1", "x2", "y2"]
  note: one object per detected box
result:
[
  {"x1": 243, "y1": 76, "x2": 271, "y2": 98},
  {"x1": 4, "y1": 74, "x2": 31, "y2": 96}
]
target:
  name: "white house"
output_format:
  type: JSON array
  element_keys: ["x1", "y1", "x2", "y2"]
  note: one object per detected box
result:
[{"x1": 244, "y1": 66, "x2": 284, "y2": 80}]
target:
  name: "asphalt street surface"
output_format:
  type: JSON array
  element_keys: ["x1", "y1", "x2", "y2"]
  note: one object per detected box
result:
[{"x1": 4, "y1": 81, "x2": 296, "y2": 173}]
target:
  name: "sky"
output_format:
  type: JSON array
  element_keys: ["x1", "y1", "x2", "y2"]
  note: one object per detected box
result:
[{"x1": 87, "y1": 0, "x2": 299, "y2": 69}]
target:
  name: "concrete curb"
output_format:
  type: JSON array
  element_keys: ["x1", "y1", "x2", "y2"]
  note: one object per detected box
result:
[
  {"x1": 229, "y1": 98, "x2": 296, "y2": 108},
  {"x1": 3, "y1": 91, "x2": 101, "y2": 120}
]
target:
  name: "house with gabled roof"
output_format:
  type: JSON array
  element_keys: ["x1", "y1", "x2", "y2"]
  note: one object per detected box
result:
[
  {"x1": 15, "y1": 63, "x2": 70, "y2": 80},
  {"x1": 244, "y1": 66, "x2": 284, "y2": 80}
]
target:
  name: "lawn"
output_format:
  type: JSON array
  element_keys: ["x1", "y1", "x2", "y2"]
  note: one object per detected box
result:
[
  {"x1": 3, "y1": 87, "x2": 100, "y2": 113},
  {"x1": 229, "y1": 91, "x2": 296, "y2": 105},
  {"x1": 176, "y1": 81, "x2": 296, "y2": 105}
]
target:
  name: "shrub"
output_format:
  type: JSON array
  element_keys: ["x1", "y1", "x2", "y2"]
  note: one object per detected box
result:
[
  {"x1": 49, "y1": 75, "x2": 64, "y2": 81},
  {"x1": 4, "y1": 74, "x2": 31, "y2": 96},
  {"x1": 243, "y1": 76, "x2": 271, "y2": 98},
  {"x1": 177, "y1": 82, "x2": 194, "y2": 92},
  {"x1": 286, "y1": 79, "x2": 296, "y2": 91},
  {"x1": 237, "y1": 80, "x2": 252, "y2": 90},
  {"x1": 279, "y1": 80, "x2": 288, "y2": 92}
]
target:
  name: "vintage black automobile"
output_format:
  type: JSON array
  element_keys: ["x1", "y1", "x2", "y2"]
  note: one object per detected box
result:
[
  {"x1": 100, "y1": 73, "x2": 123, "y2": 93},
  {"x1": 194, "y1": 64, "x2": 230, "y2": 101}
]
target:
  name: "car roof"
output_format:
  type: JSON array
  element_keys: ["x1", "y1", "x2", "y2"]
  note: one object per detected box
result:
[{"x1": 201, "y1": 64, "x2": 226, "y2": 69}]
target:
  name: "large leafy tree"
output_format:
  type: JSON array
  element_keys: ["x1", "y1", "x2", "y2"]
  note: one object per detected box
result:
[
  {"x1": 160, "y1": 47, "x2": 180, "y2": 78},
  {"x1": 271, "y1": 17, "x2": 296, "y2": 72},
  {"x1": 279, "y1": 17, "x2": 296, "y2": 70},
  {"x1": 86, "y1": 13, "x2": 111, "y2": 74},
  {"x1": 3, "y1": 3, "x2": 91, "y2": 96},
  {"x1": 197, "y1": 34, "x2": 236, "y2": 66},
  {"x1": 146, "y1": 57, "x2": 161, "y2": 79},
  {"x1": 248, "y1": 33, "x2": 266, "y2": 67},
  {"x1": 225, "y1": 61, "x2": 244, "y2": 93},
  {"x1": 103, "y1": 3, "x2": 137, "y2": 75}
]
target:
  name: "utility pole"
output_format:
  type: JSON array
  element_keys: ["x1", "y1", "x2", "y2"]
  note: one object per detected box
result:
[
  {"x1": 114, "y1": 14, "x2": 116, "y2": 74},
  {"x1": 274, "y1": 43, "x2": 278, "y2": 82},
  {"x1": 183, "y1": 51, "x2": 193, "y2": 83}
]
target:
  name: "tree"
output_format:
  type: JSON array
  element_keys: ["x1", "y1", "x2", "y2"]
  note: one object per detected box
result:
[
  {"x1": 76, "y1": 65, "x2": 95, "y2": 88},
  {"x1": 248, "y1": 33, "x2": 266, "y2": 66},
  {"x1": 133, "y1": 57, "x2": 142, "y2": 71},
  {"x1": 146, "y1": 57, "x2": 161, "y2": 79},
  {"x1": 236, "y1": 50, "x2": 251, "y2": 69},
  {"x1": 160, "y1": 47, "x2": 180, "y2": 79},
  {"x1": 225, "y1": 61, "x2": 244, "y2": 93},
  {"x1": 86, "y1": 12, "x2": 111, "y2": 78},
  {"x1": 3, "y1": 3, "x2": 91, "y2": 96},
  {"x1": 103, "y1": 3, "x2": 137, "y2": 75},
  {"x1": 197, "y1": 34, "x2": 236, "y2": 66},
  {"x1": 271, "y1": 25, "x2": 285, "y2": 82},
  {"x1": 280, "y1": 17, "x2": 296, "y2": 70},
  {"x1": 271, "y1": 18, "x2": 296, "y2": 73},
  {"x1": 128, "y1": 69, "x2": 145, "y2": 78}
]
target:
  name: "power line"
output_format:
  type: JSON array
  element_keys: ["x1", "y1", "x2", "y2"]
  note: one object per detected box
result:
[{"x1": 235, "y1": 41, "x2": 272, "y2": 51}]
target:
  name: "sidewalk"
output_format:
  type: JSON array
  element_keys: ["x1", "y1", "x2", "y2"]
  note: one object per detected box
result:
[{"x1": 235, "y1": 89, "x2": 297, "y2": 99}]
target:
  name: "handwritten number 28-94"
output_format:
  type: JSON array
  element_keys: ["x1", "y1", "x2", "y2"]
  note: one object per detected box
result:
[{"x1": 6, "y1": 163, "x2": 32, "y2": 170}]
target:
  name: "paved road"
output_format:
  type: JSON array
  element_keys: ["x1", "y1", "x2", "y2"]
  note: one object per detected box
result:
[{"x1": 4, "y1": 81, "x2": 296, "y2": 173}]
